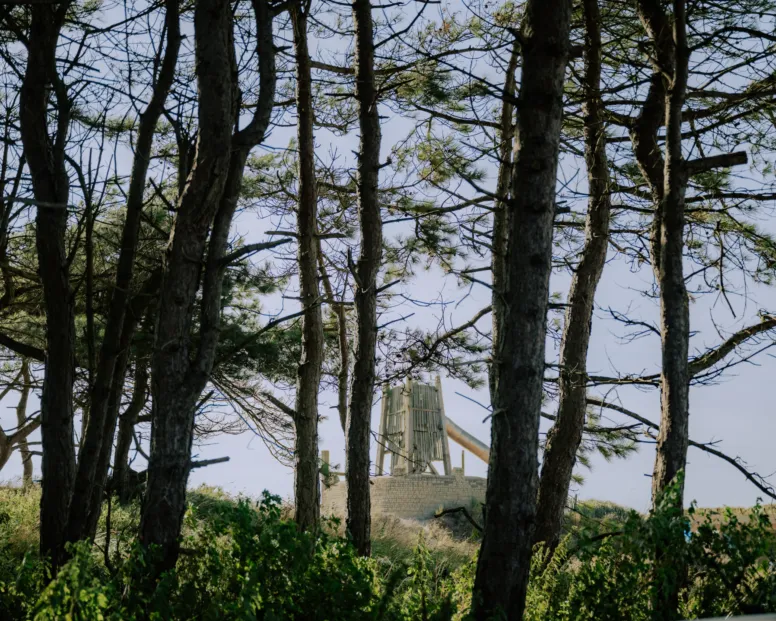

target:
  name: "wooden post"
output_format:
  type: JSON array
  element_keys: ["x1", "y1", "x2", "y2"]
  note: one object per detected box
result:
[
  {"x1": 436, "y1": 375, "x2": 453, "y2": 475},
  {"x1": 461, "y1": 450, "x2": 465, "y2": 475},
  {"x1": 403, "y1": 377, "x2": 414, "y2": 473},
  {"x1": 376, "y1": 384, "x2": 390, "y2": 475}
]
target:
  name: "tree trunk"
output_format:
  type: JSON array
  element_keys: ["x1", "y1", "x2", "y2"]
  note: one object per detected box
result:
[
  {"x1": 345, "y1": 0, "x2": 383, "y2": 557},
  {"x1": 318, "y1": 249, "x2": 349, "y2": 433},
  {"x1": 472, "y1": 0, "x2": 573, "y2": 617},
  {"x1": 113, "y1": 362, "x2": 149, "y2": 505},
  {"x1": 140, "y1": 0, "x2": 276, "y2": 571},
  {"x1": 66, "y1": 0, "x2": 180, "y2": 545},
  {"x1": 19, "y1": 1, "x2": 76, "y2": 570},
  {"x1": 17, "y1": 360, "x2": 33, "y2": 487},
  {"x1": 83, "y1": 273, "x2": 161, "y2": 536},
  {"x1": 533, "y1": 0, "x2": 612, "y2": 553},
  {"x1": 488, "y1": 42, "x2": 518, "y2": 406},
  {"x1": 139, "y1": 0, "x2": 237, "y2": 571},
  {"x1": 631, "y1": 3, "x2": 690, "y2": 618},
  {"x1": 651, "y1": 0, "x2": 690, "y2": 507},
  {"x1": 291, "y1": 1, "x2": 324, "y2": 531},
  {"x1": 631, "y1": 0, "x2": 691, "y2": 508}
]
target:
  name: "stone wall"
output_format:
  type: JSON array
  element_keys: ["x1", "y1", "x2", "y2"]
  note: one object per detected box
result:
[{"x1": 321, "y1": 474, "x2": 486, "y2": 521}]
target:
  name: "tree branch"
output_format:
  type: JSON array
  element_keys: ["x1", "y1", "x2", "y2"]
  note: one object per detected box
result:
[{"x1": 685, "y1": 151, "x2": 748, "y2": 175}]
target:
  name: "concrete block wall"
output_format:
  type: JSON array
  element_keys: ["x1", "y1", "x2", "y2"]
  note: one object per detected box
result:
[{"x1": 321, "y1": 474, "x2": 486, "y2": 521}]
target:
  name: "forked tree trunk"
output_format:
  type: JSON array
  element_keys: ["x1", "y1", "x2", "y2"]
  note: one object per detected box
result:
[
  {"x1": 632, "y1": 0, "x2": 691, "y2": 507},
  {"x1": 66, "y1": 0, "x2": 180, "y2": 545},
  {"x1": 140, "y1": 0, "x2": 276, "y2": 571},
  {"x1": 533, "y1": 0, "x2": 612, "y2": 553},
  {"x1": 139, "y1": 0, "x2": 237, "y2": 570},
  {"x1": 291, "y1": 0, "x2": 324, "y2": 531},
  {"x1": 346, "y1": 0, "x2": 383, "y2": 558},
  {"x1": 631, "y1": 3, "x2": 689, "y2": 618},
  {"x1": 472, "y1": 0, "x2": 573, "y2": 617},
  {"x1": 18, "y1": 1, "x2": 76, "y2": 570}
]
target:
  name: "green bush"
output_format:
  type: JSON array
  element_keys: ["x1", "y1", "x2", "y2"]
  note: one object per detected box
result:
[
  {"x1": 3, "y1": 483, "x2": 776, "y2": 620},
  {"x1": 525, "y1": 481, "x2": 776, "y2": 620}
]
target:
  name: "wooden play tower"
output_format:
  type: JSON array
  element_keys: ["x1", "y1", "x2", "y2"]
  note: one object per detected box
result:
[{"x1": 375, "y1": 376, "x2": 490, "y2": 476}]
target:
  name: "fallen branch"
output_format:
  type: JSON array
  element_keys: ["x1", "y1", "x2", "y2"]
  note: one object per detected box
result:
[{"x1": 434, "y1": 506, "x2": 483, "y2": 532}]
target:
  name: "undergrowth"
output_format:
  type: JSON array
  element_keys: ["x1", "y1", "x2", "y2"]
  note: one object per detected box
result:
[{"x1": 1, "y1": 483, "x2": 776, "y2": 619}]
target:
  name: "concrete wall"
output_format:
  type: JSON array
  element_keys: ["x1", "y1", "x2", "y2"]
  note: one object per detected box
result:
[{"x1": 321, "y1": 474, "x2": 486, "y2": 521}]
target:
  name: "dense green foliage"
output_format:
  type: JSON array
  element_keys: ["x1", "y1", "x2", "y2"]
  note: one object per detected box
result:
[{"x1": 1, "y1": 485, "x2": 776, "y2": 619}]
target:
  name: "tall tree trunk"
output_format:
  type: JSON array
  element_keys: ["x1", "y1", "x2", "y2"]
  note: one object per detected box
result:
[
  {"x1": 19, "y1": 1, "x2": 76, "y2": 570},
  {"x1": 533, "y1": 0, "x2": 612, "y2": 553},
  {"x1": 139, "y1": 0, "x2": 237, "y2": 571},
  {"x1": 17, "y1": 360, "x2": 33, "y2": 487},
  {"x1": 488, "y1": 42, "x2": 518, "y2": 406},
  {"x1": 631, "y1": 3, "x2": 689, "y2": 618},
  {"x1": 632, "y1": 0, "x2": 692, "y2": 507},
  {"x1": 291, "y1": 0, "x2": 324, "y2": 531},
  {"x1": 651, "y1": 0, "x2": 690, "y2": 507},
  {"x1": 66, "y1": 0, "x2": 180, "y2": 545},
  {"x1": 346, "y1": 0, "x2": 383, "y2": 557},
  {"x1": 472, "y1": 0, "x2": 573, "y2": 617},
  {"x1": 140, "y1": 0, "x2": 276, "y2": 571}
]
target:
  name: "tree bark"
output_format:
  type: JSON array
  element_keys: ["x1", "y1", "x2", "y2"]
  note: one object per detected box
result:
[
  {"x1": 139, "y1": 0, "x2": 237, "y2": 571},
  {"x1": 472, "y1": 0, "x2": 573, "y2": 617},
  {"x1": 533, "y1": 0, "x2": 612, "y2": 553},
  {"x1": 17, "y1": 360, "x2": 33, "y2": 487},
  {"x1": 291, "y1": 0, "x2": 324, "y2": 532},
  {"x1": 83, "y1": 273, "x2": 161, "y2": 536},
  {"x1": 488, "y1": 41, "x2": 518, "y2": 407},
  {"x1": 66, "y1": 0, "x2": 180, "y2": 545},
  {"x1": 651, "y1": 0, "x2": 691, "y2": 507},
  {"x1": 632, "y1": 0, "x2": 691, "y2": 507},
  {"x1": 113, "y1": 362, "x2": 148, "y2": 505},
  {"x1": 19, "y1": 1, "x2": 76, "y2": 570},
  {"x1": 139, "y1": 0, "x2": 276, "y2": 571},
  {"x1": 346, "y1": 0, "x2": 383, "y2": 557}
]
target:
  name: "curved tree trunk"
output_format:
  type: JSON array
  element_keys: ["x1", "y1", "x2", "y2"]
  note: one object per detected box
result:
[
  {"x1": 472, "y1": 0, "x2": 573, "y2": 616},
  {"x1": 533, "y1": 0, "x2": 612, "y2": 553},
  {"x1": 291, "y1": 0, "x2": 324, "y2": 531},
  {"x1": 19, "y1": 1, "x2": 76, "y2": 570}
]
